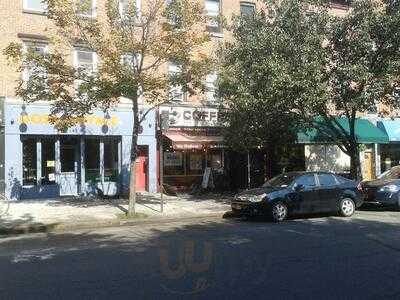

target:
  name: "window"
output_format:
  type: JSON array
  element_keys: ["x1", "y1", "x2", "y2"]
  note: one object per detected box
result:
[
  {"x1": 22, "y1": 41, "x2": 48, "y2": 83},
  {"x1": 168, "y1": 62, "x2": 185, "y2": 101},
  {"x1": 165, "y1": 0, "x2": 183, "y2": 27},
  {"x1": 318, "y1": 173, "x2": 337, "y2": 186},
  {"x1": 164, "y1": 151, "x2": 185, "y2": 175},
  {"x1": 104, "y1": 139, "x2": 119, "y2": 182},
  {"x1": 60, "y1": 138, "x2": 76, "y2": 172},
  {"x1": 119, "y1": 0, "x2": 141, "y2": 20},
  {"x1": 85, "y1": 139, "x2": 100, "y2": 183},
  {"x1": 205, "y1": 0, "x2": 221, "y2": 33},
  {"x1": 240, "y1": 2, "x2": 255, "y2": 16},
  {"x1": 295, "y1": 175, "x2": 316, "y2": 188},
  {"x1": 76, "y1": 0, "x2": 96, "y2": 17},
  {"x1": 22, "y1": 138, "x2": 37, "y2": 186},
  {"x1": 75, "y1": 49, "x2": 97, "y2": 74},
  {"x1": 24, "y1": 0, "x2": 46, "y2": 12},
  {"x1": 205, "y1": 72, "x2": 218, "y2": 102},
  {"x1": 41, "y1": 138, "x2": 56, "y2": 185}
]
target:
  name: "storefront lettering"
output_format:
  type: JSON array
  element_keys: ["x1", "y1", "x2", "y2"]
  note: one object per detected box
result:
[
  {"x1": 169, "y1": 108, "x2": 220, "y2": 125},
  {"x1": 18, "y1": 114, "x2": 119, "y2": 127}
]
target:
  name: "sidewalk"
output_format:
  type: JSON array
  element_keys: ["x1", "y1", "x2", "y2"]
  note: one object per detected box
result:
[{"x1": 0, "y1": 193, "x2": 232, "y2": 235}]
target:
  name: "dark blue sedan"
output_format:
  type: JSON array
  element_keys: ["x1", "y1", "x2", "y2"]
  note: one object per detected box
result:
[
  {"x1": 231, "y1": 171, "x2": 363, "y2": 222},
  {"x1": 361, "y1": 166, "x2": 400, "y2": 209}
]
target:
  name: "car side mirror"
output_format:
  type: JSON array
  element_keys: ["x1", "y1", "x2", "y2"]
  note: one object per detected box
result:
[{"x1": 294, "y1": 183, "x2": 304, "y2": 192}]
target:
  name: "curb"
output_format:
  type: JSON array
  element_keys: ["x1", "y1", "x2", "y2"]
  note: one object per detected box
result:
[{"x1": 0, "y1": 212, "x2": 226, "y2": 236}]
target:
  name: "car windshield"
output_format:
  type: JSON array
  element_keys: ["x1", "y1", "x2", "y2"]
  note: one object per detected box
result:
[
  {"x1": 378, "y1": 166, "x2": 400, "y2": 180},
  {"x1": 263, "y1": 173, "x2": 298, "y2": 188}
]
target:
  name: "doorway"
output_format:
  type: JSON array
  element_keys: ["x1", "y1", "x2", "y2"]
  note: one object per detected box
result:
[
  {"x1": 59, "y1": 137, "x2": 80, "y2": 196},
  {"x1": 136, "y1": 146, "x2": 148, "y2": 191}
]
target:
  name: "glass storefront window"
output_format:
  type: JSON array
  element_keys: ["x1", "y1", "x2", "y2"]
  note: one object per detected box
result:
[
  {"x1": 104, "y1": 139, "x2": 119, "y2": 182},
  {"x1": 85, "y1": 139, "x2": 100, "y2": 183},
  {"x1": 60, "y1": 138, "x2": 77, "y2": 172},
  {"x1": 164, "y1": 151, "x2": 184, "y2": 175},
  {"x1": 41, "y1": 138, "x2": 56, "y2": 184},
  {"x1": 22, "y1": 138, "x2": 37, "y2": 186},
  {"x1": 186, "y1": 152, "x2": 204, "y2": 175}
]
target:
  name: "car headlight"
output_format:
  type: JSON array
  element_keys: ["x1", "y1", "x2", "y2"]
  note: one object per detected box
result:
[
  {"x1": 248, "y1": 193, "x2": 267, "y2": 203},
  {"x1": 379, "y1": 184, "x2": 400, "y2": 193}
]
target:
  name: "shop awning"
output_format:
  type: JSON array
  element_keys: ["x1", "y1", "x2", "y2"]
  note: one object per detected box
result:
[
  {"x1": 298, "y1": 117, "x2": 389, "y2": 144},
  {"x1": 164, "y1": 132, "x2": 224, "y2": 149},
  {"x1": 377, "y1": 120, "x2": 400, "y2": 142}
]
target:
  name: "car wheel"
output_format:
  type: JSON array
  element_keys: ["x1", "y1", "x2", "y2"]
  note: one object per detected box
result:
[
  {"x1": 339, "y1": 198, "x2": 355, "y2": 217},
  {"x1": 271, "y1": 202, "x2": 288, "y2": 222}
]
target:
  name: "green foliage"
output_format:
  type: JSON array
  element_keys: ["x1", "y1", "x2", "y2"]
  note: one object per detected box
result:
[
  {"x1": 3, "y1": 0, "x2": 212, "y2": 130},
  {"x1": 219, "y1": 0, "x2": 329, "y2": 151},
  {"x1": 219, "y1": 0, "x2": 400, "y2": 179}
]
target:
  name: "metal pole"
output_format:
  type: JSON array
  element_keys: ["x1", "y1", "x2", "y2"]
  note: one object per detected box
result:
[
  {"x1": 160, "y1": 135, "x2": 164, "y2": 213},
  {"x1": 247, "y1": 150, "x2": 251, "y2": 190}
]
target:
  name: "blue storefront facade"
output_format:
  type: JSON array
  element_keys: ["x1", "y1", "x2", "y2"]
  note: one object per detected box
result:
[{"x1": 4, "y1": 99, "x2": 158, "y2": 200}]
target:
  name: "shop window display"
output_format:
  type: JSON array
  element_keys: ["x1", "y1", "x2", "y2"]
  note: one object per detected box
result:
[
  {"x1": 85, "y1": 139, "x2": 100, "y2": 182},
  {"x1": 41, "y1": 138, "x2": 56, "y2": 184},
  {"x1": 104, "y1": 139, "x2": 119, "y2": 181},
  {"x1": 22, "y1": 138, "x2": 37, "y2": 186}
]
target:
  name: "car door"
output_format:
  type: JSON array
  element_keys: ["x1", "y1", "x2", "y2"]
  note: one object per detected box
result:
[
  {"x1": 316, "y1": 173, "x2": 341, "y2": 212},
  {"x1": 288, "y1": 174, "x2": 319, "y2": 214}
]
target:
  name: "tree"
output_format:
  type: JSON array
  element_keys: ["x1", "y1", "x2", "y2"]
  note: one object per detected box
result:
[
  {"x1": 317, "y1": 0, "x2": 400, "y2": 179},
  {"x1": 219, "y1": 0, "x2": 400, "y2": 180},
  {"x1": 218, "y1": 0, "x2": 329, "y2": 176},
  {"x1": 4, "y1": 0, "x2": 212, "y2": 215}
]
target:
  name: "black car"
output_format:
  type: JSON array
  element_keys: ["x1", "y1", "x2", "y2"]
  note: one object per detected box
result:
[
  {"x1": 361, "y1": 166, "x2": 400, "y2": 209},
  {"x1": 231, "y1": 171, "x2": 363, "y2": 222}
]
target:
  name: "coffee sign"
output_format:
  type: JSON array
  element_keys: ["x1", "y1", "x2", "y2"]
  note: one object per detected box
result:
[{"x1": 160, "y1": 106, "x2": 221, "y2": 127}]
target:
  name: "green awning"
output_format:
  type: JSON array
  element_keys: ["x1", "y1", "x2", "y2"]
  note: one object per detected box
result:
[{"x1": 297, "y1": 117, "x2": 389, "y2": 144}]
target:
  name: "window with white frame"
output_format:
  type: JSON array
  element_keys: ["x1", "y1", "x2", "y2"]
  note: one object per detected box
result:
[
  {"x1": 74, "y1": 48, "x2": 97, "y2": 74},
  {"x1": 76, "y1": 0, "x2": 96, "y2": 17},
  {"x1": 205, "y1": 0, "x2": 221, "y2": 33},
  {"x1": 119, "y1": 0, "x2": 141, "y2": 20},
  {"x1": 240, "y1": 2, "x2": 255, "y2": 16},
  {"x1": 74, "y1": 48, "x2": 97, "y2": 98},
  {"x1": 23, "y1": 0, "x2": 46, "y2": 12},
  {"x1": 168, "y1": 62, "x2": 185, "y2": 102},
  {"x1": 22, "y1": 41, "x2": 48, "y2": 83},
  {"x1": 205, "y1": 72, "x2": 218, "y2": 102}
]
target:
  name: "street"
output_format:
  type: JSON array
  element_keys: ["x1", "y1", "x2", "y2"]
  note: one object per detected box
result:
[{"x1": 1, "y1": 210, "x2": 400, "y2": 299}]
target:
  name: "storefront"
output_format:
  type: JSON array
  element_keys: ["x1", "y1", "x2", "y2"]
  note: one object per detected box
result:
[
  {"x1": 5, "y1": 100, "x2": 158, "y2": 200},
  {"x1": 377, "y1": 119, "x2": 400, "y2": 172},
  {"x1": 298, "y1": 117, "x2": 389, "y2": 179},
  {"x1": 159, "y1": 105, "x2": 225, "y2": 189}
]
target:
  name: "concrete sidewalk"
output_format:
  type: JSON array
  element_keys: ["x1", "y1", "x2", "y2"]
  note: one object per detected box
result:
[{"x1": 0, "y1": 193, "x2": 232, "y2": 235}]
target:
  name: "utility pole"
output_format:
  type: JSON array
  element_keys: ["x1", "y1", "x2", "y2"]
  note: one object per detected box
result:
[
  {"x1": 247, "y1": 150, "x2": 251, "y2": 190},
  {"x1": 159, "y1": 111, "x2": 169, "y2": 213}
]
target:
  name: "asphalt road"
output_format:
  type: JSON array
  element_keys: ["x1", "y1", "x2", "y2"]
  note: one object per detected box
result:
[{"x1": 1, "y1": 209, "x2": 400, "y2": 300}]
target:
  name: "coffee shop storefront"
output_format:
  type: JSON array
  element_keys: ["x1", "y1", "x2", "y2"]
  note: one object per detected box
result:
[
  {"x1": 159, "y1": 105, "x2": 225, "y2": 189},
  {"x1": 5, "y1": 101, "x2": 158, "y2": 200}
]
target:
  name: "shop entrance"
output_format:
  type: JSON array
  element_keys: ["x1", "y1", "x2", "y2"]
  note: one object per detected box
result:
[
  {"x1": 59, "y1": 137, "x2": 80, "y2": 196},
  {"x1": 136, "y1": 146, "x2": 148, "y2": 191}
]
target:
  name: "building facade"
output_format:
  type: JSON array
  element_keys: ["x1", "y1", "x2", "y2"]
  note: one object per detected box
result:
[{"x1": 1, "y1": 0, "x2": 379, "y2": 199}]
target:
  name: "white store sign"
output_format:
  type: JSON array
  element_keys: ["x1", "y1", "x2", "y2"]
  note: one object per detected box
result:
[{"x1": 160, "y1": 106, "x2": 221, "y2": 127}]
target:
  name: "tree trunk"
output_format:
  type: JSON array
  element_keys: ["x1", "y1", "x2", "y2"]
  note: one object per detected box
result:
[
  {"x1": 128, "y1": 99, "x2": 140, "y2": 216},
  {"x1": 349, "y1": 143, "x2": 362, "y2": 180}
]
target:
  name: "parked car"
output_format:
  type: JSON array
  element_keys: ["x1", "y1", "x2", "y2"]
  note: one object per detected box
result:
[
  {"x1": 361, "y1": 166, "x2": 400, "y2": 210},
  {"x1": 231, "y1": 171, "x2": 363, "y2": 222}
]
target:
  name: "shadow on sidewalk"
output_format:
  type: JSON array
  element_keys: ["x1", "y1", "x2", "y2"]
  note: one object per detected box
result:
[{"x1": 0, "y1": 213, "x2": 59, "y2": 235}]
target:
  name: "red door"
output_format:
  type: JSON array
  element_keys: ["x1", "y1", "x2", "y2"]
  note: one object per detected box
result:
[{"x1": 135, "y1": 146, "x2": 148, "y2": 191}]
